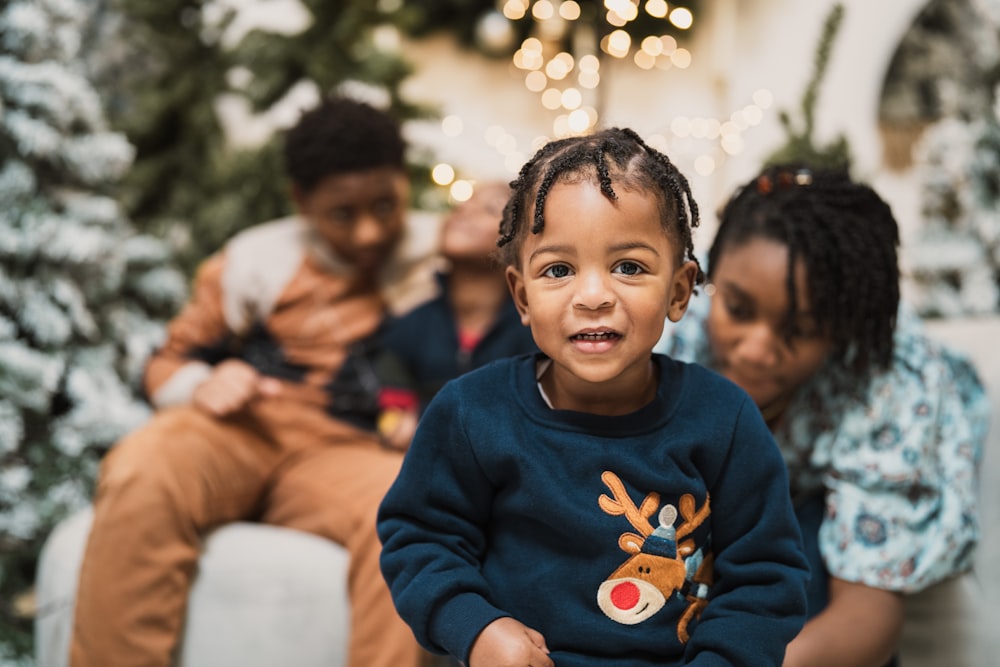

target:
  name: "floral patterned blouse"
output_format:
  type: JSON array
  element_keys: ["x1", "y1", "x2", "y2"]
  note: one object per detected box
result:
[{"x1": 655, "y1": 293, "x2": 990, "y2": 593}]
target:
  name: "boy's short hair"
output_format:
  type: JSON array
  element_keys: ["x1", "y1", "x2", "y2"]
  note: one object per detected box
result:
[
  {"x1": 283, "y1": 96, "x2": 406, "y2": 193},
  {"x1": 497, "y1": 127, "x2": 702, "y2": 281}
]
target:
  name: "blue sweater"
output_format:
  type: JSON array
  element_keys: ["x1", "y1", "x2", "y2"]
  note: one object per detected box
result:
[
  {"x1": 377, "y1": 272, "x2": 537, "y2": 411},
  {"x1": 378, "y1": 353, "x2": 809, "y2": 666}
]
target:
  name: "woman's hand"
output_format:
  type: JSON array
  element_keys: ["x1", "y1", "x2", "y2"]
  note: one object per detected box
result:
[
  {"x1": 468, "y1": 617, "x2": 554, "y2": 667},
  {"x1": 783, "y1": 577, "x2": 904, "y2": 667},
  {"x1": 192, "y1": 359, "x2": 281, "y2": 416}
]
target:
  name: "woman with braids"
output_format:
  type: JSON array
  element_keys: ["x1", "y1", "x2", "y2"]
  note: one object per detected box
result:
[
  {"x1": 378, "y1": 128, "x2": 810, "y2": 667},
  {"x1": 655, "y1": 164, "x2": 990, "y2": 667}
]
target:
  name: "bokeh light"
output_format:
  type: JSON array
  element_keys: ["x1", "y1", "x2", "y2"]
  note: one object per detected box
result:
[{"x1": 431, "y1": 163, "x2": 455, "y2": 185}]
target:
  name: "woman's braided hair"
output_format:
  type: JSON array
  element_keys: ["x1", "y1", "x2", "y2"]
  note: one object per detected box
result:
[
  {"x1": 711, "y1": 163, "x2": 900, "y2": 378},
  {"x1": 496, "y1": 127, "x2": 703, "y2": 283}
]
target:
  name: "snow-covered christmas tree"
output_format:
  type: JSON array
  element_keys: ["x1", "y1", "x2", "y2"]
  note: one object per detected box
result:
[
  {"x1": 0, "y1": 0, "x2": 187, "y2": 658},
  {"x1": 906, "y1": 0, "x2": 1000, "y2": 317},
  {"x1": 910, "y1": 114, "x2": 1000, "y2": 316}
]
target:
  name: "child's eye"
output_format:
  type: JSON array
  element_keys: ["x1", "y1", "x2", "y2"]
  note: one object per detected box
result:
[
  {"x1": 543, "y1": 264, "x2": 572, "y2": 279},
  {"x1": 614, "y1": 261, "x2": 643, "y2": 276}
]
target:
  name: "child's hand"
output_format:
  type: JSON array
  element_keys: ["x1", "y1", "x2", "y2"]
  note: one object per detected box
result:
[
  {"x1": 377, "y1": 407, "x2": 419, "y2": 451},
  {"x1": 192, "y1": 359, "x2": 281, "y2": 416},
  {"x1": 468, "y1": 616, "x2": 554, "y2": 667}
]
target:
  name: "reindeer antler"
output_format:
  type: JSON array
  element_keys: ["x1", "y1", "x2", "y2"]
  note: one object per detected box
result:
[
  {"x1": 598, "y1": 471, "x2": 660, "y2": 537},
  {"x1": 676, "y1": 493, "x2": 711, "y2": 540}
]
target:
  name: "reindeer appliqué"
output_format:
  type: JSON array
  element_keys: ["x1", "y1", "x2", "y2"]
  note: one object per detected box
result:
[{"x1": 596, "y1": 471, "x2": 714, "y2": 643}]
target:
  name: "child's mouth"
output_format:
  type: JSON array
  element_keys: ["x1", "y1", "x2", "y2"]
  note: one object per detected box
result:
[{"x1": 571, "y1": 331, "x2": 620, "y2": 341}]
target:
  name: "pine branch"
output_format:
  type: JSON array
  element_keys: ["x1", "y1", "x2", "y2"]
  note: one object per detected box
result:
[{"x1": 764, "y1": 3, "x2": 852, "y2": 171}]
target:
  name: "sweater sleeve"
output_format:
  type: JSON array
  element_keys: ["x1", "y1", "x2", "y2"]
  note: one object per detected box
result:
[
  {"x1": 377, "y1": 382, "x2": 508, "y2": 661},
  {"x1": 143, "y1": 253, "x2": 232, "y2": 407},
  {"x1": 685, "y1": 397, "x2": 810, "y2": 666},
  {"x1": 818, "y1": 340, "x2": 988, "y2": 592}
]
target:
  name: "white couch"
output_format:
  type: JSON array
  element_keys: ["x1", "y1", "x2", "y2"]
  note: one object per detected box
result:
[
  {"x1": 33, "y1": 317, "x2": 1000, "y2": 667},
  {"x1": 34, "y1": 509, "x2": 351, "y2": 667}
]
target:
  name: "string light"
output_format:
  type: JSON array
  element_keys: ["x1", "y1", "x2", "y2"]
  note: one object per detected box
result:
[
  {"x1": 503, "y1": 0, "x2": 529, "y2": 20},
  {"x1": 504, "y1": 0, "x2": 700, "y2": 136},
  {"x1": 441, "y1": 115, "x2": 463, "y2": 136},
  {"x1": 425, "y1": 4, "x2": 773, "y2": 187},
  {"x1": 645, "y1": 0, "x2": 668, "y2": 19},
  {"x1": 449, "y1": 179, "x2": 475, "y2": 201},
  {"x1": 560, "y1": 1, "x2": 582, "y2": 20},
  {"x1": 428, "y1": 84, "x2": 772, "y2": 190},
  {"x1": 431, "y1": 163, "x2": 455, "y2": 185},
  {"x1": 669, "y1": 7, "x2": 694, "y2": 30}
]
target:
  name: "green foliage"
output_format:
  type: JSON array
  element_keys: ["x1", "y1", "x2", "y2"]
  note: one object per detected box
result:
[
  {"x1": 95, "y1": 0, "x2": 706, "y2": 276},
  {"x1": 392, "y1": 0, "x2": 502, "y2": 47},
  {"x1": 0, "y1": 620, "x2": 32, "y2": 667},
  {"x1": 233, "y1": 3, "x2": 414, "y2": 113},
  {"x1": 0, "y1": 0, "x2": 186, "y2": 658},
  {"x1": 390, "y1": 0, "x2": 702, "y2": 54},
  {"x1": 94, "y1": 0, "x2": 255, "y2": 274},
  {"x1": 97, "y1": 0, "x2": 434, "y2": 276},
  {"x1": 764, "y1": 3, "x2": 852, "y2": 172}
]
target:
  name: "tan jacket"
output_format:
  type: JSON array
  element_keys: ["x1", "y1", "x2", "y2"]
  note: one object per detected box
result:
[{"x1": 145, "y1": 213, "x2": 442, "y2": 430}]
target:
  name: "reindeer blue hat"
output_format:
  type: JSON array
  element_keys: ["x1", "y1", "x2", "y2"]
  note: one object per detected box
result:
[{"x1": 640, "y1": 505, "x2": 678, "y2": 559}]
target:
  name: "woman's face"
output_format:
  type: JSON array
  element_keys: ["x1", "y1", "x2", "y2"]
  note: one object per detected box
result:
[{"x1": 706, "y1": 237, "x2": 833, "y2": 412}]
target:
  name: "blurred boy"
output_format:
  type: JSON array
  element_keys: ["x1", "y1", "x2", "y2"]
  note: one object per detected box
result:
[{"x1": 70, "y1": 96, "x2": 437, "y2": 667}]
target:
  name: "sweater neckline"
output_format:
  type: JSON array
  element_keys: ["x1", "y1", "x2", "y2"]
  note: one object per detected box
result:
[
  {"x1": 517, "y1": 354, "x2": 682, "y2": 437},
  {"x1": 535, "y1": 358, "x2": 555, "y2": 408}
]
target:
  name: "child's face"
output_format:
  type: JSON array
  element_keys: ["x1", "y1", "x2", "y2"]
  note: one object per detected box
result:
[
  {"x1": 506, "y1": 179, "x2": 697, "y2": 402},
  {"x1": 440, "y1": 183, "x2": 509, "y2": 264},
  {"x1": 294, "y1": 167, "x2": 409, "y2": 271},
  {"x1": 706, "y1": 237, "x2": 832, "y2": 411}
]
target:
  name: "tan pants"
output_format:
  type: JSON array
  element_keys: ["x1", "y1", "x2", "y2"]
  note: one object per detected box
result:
[{"x1": 69, "y1": 402, "x2": 423, "y2": 667}]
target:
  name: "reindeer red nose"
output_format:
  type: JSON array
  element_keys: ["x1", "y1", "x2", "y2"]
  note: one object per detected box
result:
[{"x1": 609, "y1": 581, "x2": 641, "y2": 610}]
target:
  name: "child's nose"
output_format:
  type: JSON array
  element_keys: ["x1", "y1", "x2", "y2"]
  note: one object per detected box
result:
[{"x1": 574, "y1": 270, "x2": 615, "y2": 310}]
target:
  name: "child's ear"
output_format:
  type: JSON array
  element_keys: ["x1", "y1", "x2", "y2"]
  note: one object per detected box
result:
[
  {"x1": 666, "y1": 260, "x2": 699, "y2": 323},
  {"x1": 506, "y1": 266, "x2": 531, "y2": 327}
]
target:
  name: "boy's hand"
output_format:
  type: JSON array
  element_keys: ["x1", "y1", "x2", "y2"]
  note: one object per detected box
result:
[
  {"x1": 192, "y1": 359, "x2": 281, "y2": 416},
  {"x1": 468, "y1": 617, "x2": 554, "y2": 667}
]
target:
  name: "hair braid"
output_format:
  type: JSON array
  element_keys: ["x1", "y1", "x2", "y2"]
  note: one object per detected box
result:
[{"x1": 497, "y1": 127, "x2": 703, "y2": 284}]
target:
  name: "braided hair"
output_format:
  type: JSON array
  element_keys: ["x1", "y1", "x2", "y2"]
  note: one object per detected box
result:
[
  {"x1": 283, "y1": 95, "x2": 406, "y2": 194},
  {"x1": 497, "y1": 127, "x2": 703, "y2": 283},
  {"x1": 710, "y1": 164, "x2": 900, "y2": 379}
]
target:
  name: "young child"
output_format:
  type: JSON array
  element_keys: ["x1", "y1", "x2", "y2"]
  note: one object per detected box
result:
[
  {"x1": 377, "y1": 128, "x2": 810, "y2": 667},
  {"x1": 656, "y1": 164, "x2": 990, "y2": 667},
  {"x1": 376, "y1": 180, "x2": 537, "y2": 451},
  {"x1": 70, "y1": 96, "x2": 437, "y2": 667}
]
